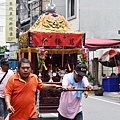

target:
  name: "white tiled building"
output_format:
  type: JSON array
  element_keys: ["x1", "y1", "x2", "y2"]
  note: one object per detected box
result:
[{"x1": 0, "y1": 0, "x2": 7, "y2": 46}]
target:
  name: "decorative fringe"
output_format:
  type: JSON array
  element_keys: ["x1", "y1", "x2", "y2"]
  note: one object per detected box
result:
[
  {"x1": 68, "y1": 64, "x2": 71, "y2": 71},
  {"x1": 43, "y1": 62, "x2": 48, "y2": 70}
]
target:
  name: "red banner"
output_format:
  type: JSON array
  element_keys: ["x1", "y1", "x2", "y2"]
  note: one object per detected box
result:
[{"x1": 32, "y1": 32, "x2": 84, "y2": 47}]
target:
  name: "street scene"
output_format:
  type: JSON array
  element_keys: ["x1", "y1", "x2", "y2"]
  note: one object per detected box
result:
[
  {"x1": 82, "y1": 92, "x2": 120, "y2": 120},
  {"x1": 1, "y1": 0, "x2": 120, "y2": 120},
  {"x1": 39, "y1": 92, "x2": 120, "y2": 120}
]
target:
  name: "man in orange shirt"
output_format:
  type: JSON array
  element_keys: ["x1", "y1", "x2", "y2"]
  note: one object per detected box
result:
[{"x1": 4, "y1": 58, "x2": 61, "y2": 120}]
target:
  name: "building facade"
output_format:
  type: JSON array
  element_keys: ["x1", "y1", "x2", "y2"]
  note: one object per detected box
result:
[
  {"x1": 1, "y1": 0, "x2": 120, "y2": 47},
  {"x1": 0, "y1": 0, "x2": 9, "y2": 46},
  {"x1": 0, "y1": 0, "x2": 120, "y2": 83},
  {"x1": 53, "y1": 0, "x2": 120, "y2": 84},
  {"x1": 79, "y1": 0, "x2": 120, "y2": 83}
]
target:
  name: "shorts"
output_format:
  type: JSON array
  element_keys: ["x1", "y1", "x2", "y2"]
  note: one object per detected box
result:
[{"x1": 0, "y1": 97, "x2": 8, "y2": 117}]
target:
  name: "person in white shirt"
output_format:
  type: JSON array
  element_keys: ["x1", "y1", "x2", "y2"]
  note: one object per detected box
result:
[{"x1": 0, "y1": 58, "x2": 14, "y2": 120}]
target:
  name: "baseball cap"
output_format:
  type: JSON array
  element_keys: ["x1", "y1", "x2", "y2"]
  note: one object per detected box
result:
[
  {"x1": 1, "y1": 58, "x2": 11, "y2": 65},
  {"x1": 75, "y1": 63, "x2": 87, "y2": 76}
]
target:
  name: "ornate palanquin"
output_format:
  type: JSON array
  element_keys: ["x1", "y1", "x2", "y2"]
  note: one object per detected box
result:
[{"x1": 18, "y1": 12, "x2": 86, "y2": 113}]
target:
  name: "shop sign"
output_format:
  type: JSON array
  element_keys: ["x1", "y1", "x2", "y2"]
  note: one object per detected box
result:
[{"x1": 6, "y1": 0, "x2": 16, "y2": 43}]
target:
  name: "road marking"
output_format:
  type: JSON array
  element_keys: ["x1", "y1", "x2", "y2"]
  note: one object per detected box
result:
[
  {"x1": 39, "y1": 113, "x2": 58, "y2": 118},
  {"x1": 50, "y1": 113, "x2": 58, "y2": 117},
  {"x1": 89, "y1": 96, "x2": 120, "y2": 105}
]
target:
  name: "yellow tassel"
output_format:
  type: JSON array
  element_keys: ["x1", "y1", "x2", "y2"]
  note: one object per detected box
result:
[
  {"x1": 68, "y1": 64, "x2": 71, "y2": 71},
  {"x1": 43, "y1": 63, "x2": 48, "y2": 70}
]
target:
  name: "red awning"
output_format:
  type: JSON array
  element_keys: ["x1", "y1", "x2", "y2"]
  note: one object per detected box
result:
[
  {"x1": 85, "y1": 38, "x2": 120, "y2": 50},
  {"x1": 32, "y1": 32, "x2": 84, "y2": 47}
]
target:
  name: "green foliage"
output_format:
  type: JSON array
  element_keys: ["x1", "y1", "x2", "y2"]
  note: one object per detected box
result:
[
  {"x1": 37, "y1": 47, "x2": 47, "y2": 73},
  {"x1": 0, "y1": 46, "x2": 7, "y2": 53},
  {"x1": 37, "y1": 53, "x2": 43, "y2": 73},
  {"x1": 78, "y1": 47, "x2": 89, "y2": 66},
  {"x1": 87, "y1": 74, "x2": 95, "y2": 83},
  {"x1": 79, "y1": 54, "x2": 86, "y2": 65}
]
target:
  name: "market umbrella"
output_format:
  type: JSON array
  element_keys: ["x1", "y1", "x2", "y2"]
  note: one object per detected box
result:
[
  {"x1": 99, "y1": 58, "x2": 118, "y2": 67},
  {"x1": 99, "y1": 49, "x2": 120, "y2": 67}
]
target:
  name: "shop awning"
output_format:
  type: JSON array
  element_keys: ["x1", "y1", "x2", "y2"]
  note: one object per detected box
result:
[{"x1": 85, "y1": 38, "x2": 120, "y2": 50}]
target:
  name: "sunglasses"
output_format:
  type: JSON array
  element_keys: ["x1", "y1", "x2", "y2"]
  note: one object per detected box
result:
[{"x1": 74, "y1": 70, "x2": 83, "y2": 77}]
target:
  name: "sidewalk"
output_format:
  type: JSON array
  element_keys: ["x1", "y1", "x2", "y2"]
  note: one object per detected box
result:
[
  {"x1": 89, "y1": 90, "x2": 120, "y2": 98},
  {"x1": 103, "y1": 91, "x2": 120, "y2": 98}
]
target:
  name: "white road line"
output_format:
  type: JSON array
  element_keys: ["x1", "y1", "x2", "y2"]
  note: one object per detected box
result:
[
  {"x1": 50, "y1": 113, "x2": 58, "y2": 117},
  {"x1": 39, "y1": 113, "x2": 58, "y2": 117},
  {"x1": 89, "y1": 96, "x2": 120, "y2": 105}
]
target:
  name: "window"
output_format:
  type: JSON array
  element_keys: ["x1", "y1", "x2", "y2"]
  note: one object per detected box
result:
[{"x1": 67, "y1": 0, "x2": 76, "y2": 20}]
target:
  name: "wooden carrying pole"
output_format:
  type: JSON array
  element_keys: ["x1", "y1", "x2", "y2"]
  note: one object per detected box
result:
[{"x1": 53, "y1": 87, "x2": 101, "y2": 92}]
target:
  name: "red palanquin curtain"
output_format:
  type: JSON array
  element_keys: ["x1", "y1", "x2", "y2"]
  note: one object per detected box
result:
[{"x1": 32, "y1": 32, "x2": 83, "y2": 47}]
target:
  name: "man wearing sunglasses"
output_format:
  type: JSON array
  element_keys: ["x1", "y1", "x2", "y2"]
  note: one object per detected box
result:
[{"x1": 58, "y1": 63, "x2": 93, "y2": 120}]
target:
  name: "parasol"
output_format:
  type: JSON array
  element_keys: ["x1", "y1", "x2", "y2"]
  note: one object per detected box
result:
[{"x1": 99, "y1": 49, "x2": 120, "y2": 67}]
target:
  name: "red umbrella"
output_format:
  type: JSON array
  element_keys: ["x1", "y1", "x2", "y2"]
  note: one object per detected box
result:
[
  {"x1": 100, "y1": 49, "x2": 120, "y2": 62},
  {"x1": 99, "y1": 49, "x2": 120, "y2": 67}
]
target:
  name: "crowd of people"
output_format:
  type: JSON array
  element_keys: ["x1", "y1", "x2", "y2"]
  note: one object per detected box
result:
[{"x1": 0, "y1": 58, "x2": 93, "y2": 120}]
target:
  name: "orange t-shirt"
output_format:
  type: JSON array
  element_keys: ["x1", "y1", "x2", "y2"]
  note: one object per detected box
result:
[{"x1": 4, "y1": 72, "x2": 44, "y2": 120}]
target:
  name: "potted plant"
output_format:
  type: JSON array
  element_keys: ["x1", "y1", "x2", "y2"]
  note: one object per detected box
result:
[
  {"x1": 87, "y1": 72, "x2": 104, "y2": 96},
  {"x1": 87, "y1": 72, "x2": 95, "y2": 86}
]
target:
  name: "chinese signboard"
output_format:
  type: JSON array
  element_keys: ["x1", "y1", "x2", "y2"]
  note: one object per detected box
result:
[
  {"x1": 6, "y1": 0, "x2": 16, "y2": 43},
  {"x1": 31, "y1": 32, "x2": 83, "y2": 47}
]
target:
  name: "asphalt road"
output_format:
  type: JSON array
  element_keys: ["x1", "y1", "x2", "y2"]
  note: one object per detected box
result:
[
  {"x1": 82, "y1": 93, "x2": 120, "y2": 120},
  {"x1": 39, "y1": 92, "x2": 120, "y2": 120},
  {"x1": 5, "y1": 92, "x2": 120, "y2": 120}
]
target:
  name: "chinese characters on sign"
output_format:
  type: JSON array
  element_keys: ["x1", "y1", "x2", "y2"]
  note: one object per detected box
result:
[
  {"x1": 32, "y1": 32, "x2": 83, "y2": 47},
  {"x1": 6, "y1": 0, "x2": 16, "y2": 43}
]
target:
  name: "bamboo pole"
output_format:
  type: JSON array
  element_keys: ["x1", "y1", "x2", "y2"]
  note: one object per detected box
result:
[{"x1": 18, "y1": 50, "x2": 21, "y2": 61}]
